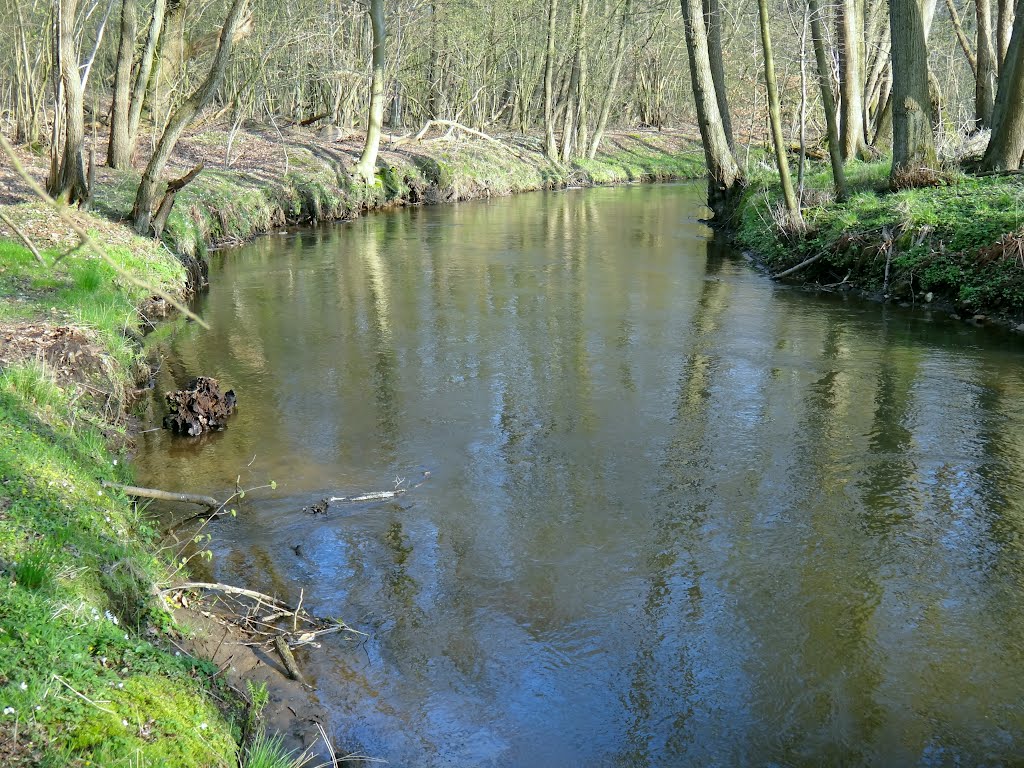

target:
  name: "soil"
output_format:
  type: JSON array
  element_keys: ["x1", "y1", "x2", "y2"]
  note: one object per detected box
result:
[{"x1": 170, "y1": 605, "x2": 334, "y2": 761}]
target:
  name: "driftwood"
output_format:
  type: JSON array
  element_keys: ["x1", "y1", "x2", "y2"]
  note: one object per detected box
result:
[
  {"x1": 161, "y1": 580, "x2": 360, "y2": 686},
  {"x1": 152, "y1": 163, "x2": 204, "y2": 238},
  {"x1": 274, "y1": 636, "x2": 306, "y2": 684},
  {"x1": 100, "y1": 479, "x2": 219, "y2": 509},
  {"x1": 164, "y1": 376, "x2": 236, "y2": 435},
  {"x1": 325, "y1": 471, "x2": 431, "y2": 506},
  {"x1": 772, "y1": 251, "x2": 825, "y2": 279}
]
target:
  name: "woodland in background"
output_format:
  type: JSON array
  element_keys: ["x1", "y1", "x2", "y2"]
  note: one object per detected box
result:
[{"x1": 0, "y1": 0, "x2": 1021, "y2": 228}]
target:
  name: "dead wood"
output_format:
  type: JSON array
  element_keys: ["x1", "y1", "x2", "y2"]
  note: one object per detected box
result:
[
  {"x1": 274, "y1": 635, "x2": 307, "y2": 684},
  {"x1": 163, "y1": 375, "x2": 236, "y2": 435},
  {"x1": 772, "y1": 251, "x2": 826, "y2": 279},
  {"x1": 100, "y1": 479, "x2": 219, "y2": 509}
]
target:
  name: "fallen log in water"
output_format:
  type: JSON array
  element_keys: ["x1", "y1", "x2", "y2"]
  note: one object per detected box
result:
[{"x1": 325, "y1": 471, "x2": 432, "y2": 506}]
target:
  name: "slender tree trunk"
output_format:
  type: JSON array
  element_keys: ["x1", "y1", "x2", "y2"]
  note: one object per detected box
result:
[
  {"x1": 704, "y1": 0, "x2": 733, "y2": 147},
  {"x1": 977, "y1": 0, "x2": 998, "y2": 126},
  {"x1": 543, "y1": 0, "x2": 560, "y2": 161},
  {"x1": 998, "y1": 0, "x2": 1015, "y2": 68},
  {"x1": 757, "y1": 0, "x2": 800, "y2": 220},
  {"x1": 680, "y1": 0, "x2": 743, "y2": 218},
  {"x1": 588, "y1": 0, "x2": 631, "y2": 159},
  {"x1": 125, "y1": 0, "x2": 167, "y2": 160},
  {"x1": 808, "y1": 0, "x2": 847, "y2": 199},
  {"x1": 354, "y1": 0, "x2": 386, "y2": 182},
  {"x1": 132, "y1": 0, "x2": 249, "y2": 233},
  {"x1": 984, "y1": 0, "x2": 1024, "y2": 169},
  {"x1": 890, "y1": 0, "x2": 937, "y2": 182},
  {"x1": 48, "y1": 0, "x2": 89, "y2": 204},
  {"x1": 108, "y1": 0, "x2": 139, "y2": 168},
  {"x1": 151, "y1": 0, "x2": 186, "y2": 130},
  {"x1": 943, "y1": 0, "x2": 977, "y2": 74},
  {"x1": 838, "y1": 0, "x2": 869, "y2": 159}
]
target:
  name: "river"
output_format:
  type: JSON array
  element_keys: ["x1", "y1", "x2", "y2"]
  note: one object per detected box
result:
[{"x1": 135, "y1": 182, "x2": 1024, "y2": 766}]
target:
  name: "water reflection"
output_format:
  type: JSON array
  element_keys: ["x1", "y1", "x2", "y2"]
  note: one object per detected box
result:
[{"x1": 136, "y1": 183, "x2": 1024, "y2": 766}]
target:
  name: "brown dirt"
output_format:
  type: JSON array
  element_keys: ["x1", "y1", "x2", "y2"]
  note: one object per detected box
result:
[
  {"x1": 0, "y1": 322, "x2": 117, "y2": 391},
  {"x1": 170, "y1": 604, "x2": 333, "y2": 761}
]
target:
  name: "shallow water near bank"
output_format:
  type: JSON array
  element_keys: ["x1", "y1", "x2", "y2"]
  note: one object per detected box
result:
[{"x1": 136, "y1": 182, "x2": 1024, "y2": 766}]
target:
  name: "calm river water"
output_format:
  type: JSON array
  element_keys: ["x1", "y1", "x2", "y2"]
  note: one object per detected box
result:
[{"x1": 135, "y1": 182, "x2": 1024, "y2": 766}]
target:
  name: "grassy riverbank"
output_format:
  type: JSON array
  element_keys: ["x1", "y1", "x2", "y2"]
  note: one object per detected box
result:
[
  {"x1": 0, "y1": 127, "x2": 702, "y2": 764},
  {"x1": 736, "y1": 160, "x2": 1024, "y2": 322}
]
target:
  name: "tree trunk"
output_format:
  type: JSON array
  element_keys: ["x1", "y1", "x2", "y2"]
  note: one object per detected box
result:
[
  {"x1": 543, "y1": 0, "x2": 560, "y2": 161},
  {"x1": 808, "y1": 0, "x2": 848, "y2": 199},
  {"x1": 354, "y1": 0, "x2": 386, "y2": 183},
  {"x1": 838, "y1": 0, "x2": 869, "y2": 159},
  {"x1": 890, "y1": 0, "x2": 937, "y2": 182},
  {"x1": 108, "y1": 0, "x2": 139, "y2": 168},
  {"x1": 757, "y1": 0, "x2": 800, "y2": 220},
  {"x1": 998, "y1": 0, "x2": 1016, "y2": 68},
  {"x1": 48, "y1": 0, "x2": 89, "y2": 204},
  {"x1": 151, "y1": 0, "x2": 186, "y2": 130},
  {"x1": 588, "y1": 0, "x2": 631, "y2": 159},
  {"x1": 132, "y1": 0, "x2": 250, "y2": 234},
  {"x1": 975, "y1": 0, "x2": 999, "y2": 126},
  {"x1": 680, "y1": 0, "x2": 744, "y2": 219},
  {"x1": 125, "y1": 0, "x2": 167, "y2": 161},
  {"x1": 704, "y1": 0, "x2": 733, "y2": 147},
  {"x1": 984, "y1": 0, "x2": 1024, "y2": 169}
]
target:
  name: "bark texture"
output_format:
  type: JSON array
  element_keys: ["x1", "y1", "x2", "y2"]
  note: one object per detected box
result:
[
  {"x1": 984, "y1": 0, "x2": 1024, "y2": 170},
  {"x1": 48, "y1": 0, "x2": 90, "y2": 204},
  {"x1": 890, "y1": 0, "x2": 937, "y2": 181},
  {"x1": 680, "y1": 0, "x2": 743, "y2": 219},
  {"x1": 107, "y1": 0, "x2": 139, "y2": 168},
  {"x1": 354, "y1": 0, "x2": 386, "y2": 182}
]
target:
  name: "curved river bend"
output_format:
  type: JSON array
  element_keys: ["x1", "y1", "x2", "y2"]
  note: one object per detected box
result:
[{"x1": 136, "y1": 183, "x2": 1024, "y2": 766}]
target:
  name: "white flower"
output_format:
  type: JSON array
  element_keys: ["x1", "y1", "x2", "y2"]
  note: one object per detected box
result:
[
  {"x1": 3, "y1": 707, "x2": 14, "y2": 715},
  {"x1": 97, "y1": 490, "x2": 103, "y2": 496},
  {"x1": 105, "y1": 610, "x2": 119, "y2": 626},
  {"x1": 113, "y1": 459, "x2": 118, "y2": 466},
  {"x1": 122, "y1": 719, "x2": 129, "y2": 726},
  {"x1": 34, "y1": 706, "x2": 41, "y2": 711},
  {"x1": 200, "y1": 722, "x2": 208, "y2": 730},
  {"x1": 104, "y1": 515, "x2": 111, "y2": 523},
  {"x1": 19, "y1": 682, "x2": 27, "y2": 691},
  {"x1": 117, "y1": 682, "x2": 124, "y2": 689}
]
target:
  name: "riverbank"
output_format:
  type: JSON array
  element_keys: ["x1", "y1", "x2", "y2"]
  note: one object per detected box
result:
[
  {"x1": 0, "y1": 126, "x2": 702, "y2": 765},
  {"x1": 735, "y1": 160, "x2": 1024, "y2": 326}
]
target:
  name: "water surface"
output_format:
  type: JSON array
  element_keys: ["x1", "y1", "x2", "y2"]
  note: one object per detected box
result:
[{"x1": 136, "y1": 183, "x2": 1024, "y2": 766}]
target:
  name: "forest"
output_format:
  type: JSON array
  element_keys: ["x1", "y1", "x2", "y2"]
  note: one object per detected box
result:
[{"x1": 2, "y1": 0, "x2": 1024, "y2": 765}]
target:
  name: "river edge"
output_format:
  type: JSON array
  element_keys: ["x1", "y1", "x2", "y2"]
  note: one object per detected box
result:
[
  {"x1": 732, "y1": 161, "x2": 1024, "y2": 331},
  {"x1": 0, "y1": 129, "x2": 703, "y2": 765}
]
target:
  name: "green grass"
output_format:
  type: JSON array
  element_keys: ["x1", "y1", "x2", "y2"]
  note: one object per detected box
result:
[
  {"x1": 0, "y1": 239, "x2": 241, "y2": 765},
  {"x1": 736, "y1": 159, "x2": 1024, "y2": 315}
]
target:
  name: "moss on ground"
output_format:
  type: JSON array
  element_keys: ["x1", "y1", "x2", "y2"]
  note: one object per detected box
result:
[{"x1": 736, "y1": 159, "x2": 1024, "y2": 317}]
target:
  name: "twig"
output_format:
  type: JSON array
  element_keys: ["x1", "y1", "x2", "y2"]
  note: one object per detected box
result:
[
  {"x1": 52, "y1": 675, "x2": 116, "y2": 715},
  {"x1": 0, "y1": 209, "x2": 45, "y2": 264}
]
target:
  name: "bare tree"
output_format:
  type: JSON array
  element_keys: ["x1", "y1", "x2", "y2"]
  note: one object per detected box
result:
[
  {"x1": 132, "y1": 0, "x2": 251, "y2": 233},
  {"x1": 354, "y1": 0, "x2": 386, "y2": 183},
  {"x1": 48, "y1": 0, "x2": 90, "y2": 204}
]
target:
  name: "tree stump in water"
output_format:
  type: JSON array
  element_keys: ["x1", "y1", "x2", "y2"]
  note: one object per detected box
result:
[{"x1": 163, "y1": 377, "x2": 236, "y2": 435}]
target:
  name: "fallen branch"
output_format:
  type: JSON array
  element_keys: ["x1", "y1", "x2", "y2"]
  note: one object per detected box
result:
[
  {"x1": 0, "y1": 209, "x2": 45, "y2": 265},
  {"x1": 274, "y1": 635, "x2": 307, "y2": 684},
  {"x1": 161, "y1": 581, "x2": 294, "y2": 610},
  {"x1": 327, "y1": 471, "x2": 431, "y2": 505},
  {"x1": 772, "y1": 251, "x2": 825, "y2": 280},
  {"x1": 101, "y1": 479, "x2": 219, "y2": 509}
]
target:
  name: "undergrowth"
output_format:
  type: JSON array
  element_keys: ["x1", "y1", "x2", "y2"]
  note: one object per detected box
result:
[
  {"x1": 0, "y1": 240, "x2": 240, "y2": 766},
  {"x1": 736, "y1": 159, "x2": 1024, "y2": 316}
]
